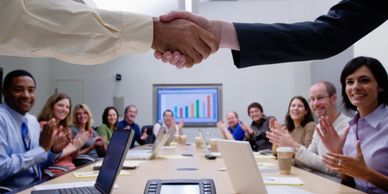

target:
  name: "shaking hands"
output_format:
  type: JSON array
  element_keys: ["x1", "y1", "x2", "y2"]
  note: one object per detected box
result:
[{"x1": 152, "y1": 11, "x2": 222, "y2": 68}]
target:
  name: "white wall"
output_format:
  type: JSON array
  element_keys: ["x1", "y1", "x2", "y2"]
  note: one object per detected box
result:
[
  {"x1": 0, "y1": 56, "x2": 52, "y2": 115},
  {"x1": 354, "y1": 20, "x2": 388, "y2": 70}
]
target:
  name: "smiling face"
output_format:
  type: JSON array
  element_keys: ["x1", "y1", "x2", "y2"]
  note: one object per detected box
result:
[
  {"x1": 52, "y1": 98, "x2": 70, "y2": 121},
  {"x1": 163, "y1": 111, "x2": 173, "y2": 126},
  {"x1": 248, "y1": 107, "x2": 263, "y2": 122},
  {"x1": 345, "y1": 65, "x2": 380, "y2": 116},
  {"x1": 289, "y1": 98, "x2": 307, "y2": 123},
  {"x1": 226, "y1": 112, "x2": 239, "y2": 128},
  {"x1": 107, "y1": 109, "x2": 118, "y2": 127},
  {"x1": 309, "y1": 83, "x2": 337, "y2": 118},
  {"x1": 125, "y1": 106, "x2": 137, "y2": 123},
  {"x1": 3, "y1": 76, "x2": 36, "y2": 115},
  {"x1": 75, "y1": 107, "x2": 89, "y2": 126}
]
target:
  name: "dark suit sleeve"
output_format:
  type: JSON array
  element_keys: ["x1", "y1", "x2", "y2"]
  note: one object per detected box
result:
[{"x1": 232, "y1": 0, "x2": 388, "y2": 68}]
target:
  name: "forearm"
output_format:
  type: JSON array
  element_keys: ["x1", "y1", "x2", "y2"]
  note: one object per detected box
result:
[
  {"x1": 61, "y1": 143, "x2": 79, "y2": 158},
  {"x1": 223, "y1": 129, "x2": 235, "y2": 140},
  {"x1": 79, "y1": 145, "x2": 95, "y2": 155},
  {"x1": 0, "y1": 0, "x2": 153, "y2": 65},
  {"x1": 364, "y1": 168, "x2": 388, "y2": 192},
  {"x1": 295, "y1": 146, "x2": 337, "y2": 175},
  {"x1": 0, "y1": 147, "x2": 47, "y2": 181}
]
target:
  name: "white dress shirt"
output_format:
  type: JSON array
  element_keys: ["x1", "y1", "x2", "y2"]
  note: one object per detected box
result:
[
  {"x1": 295, "y1": 113, "x2": 350, "y2": 176},
  {"x1": 0, "y1": 0, "x2": 153, "y2": 65}
]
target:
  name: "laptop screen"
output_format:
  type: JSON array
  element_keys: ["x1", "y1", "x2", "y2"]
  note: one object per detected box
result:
[{"x1": 95, "y1": 129, "x2": 134, "y2": 194}]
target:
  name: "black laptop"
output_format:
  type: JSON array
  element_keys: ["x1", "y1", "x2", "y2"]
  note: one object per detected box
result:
[{"x1": 32, "y1": 129, "x2": 134, "y2": 194}]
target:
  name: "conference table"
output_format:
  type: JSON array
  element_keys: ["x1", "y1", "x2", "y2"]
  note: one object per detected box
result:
[{"x1": 20, "y1": 144, "x2": 364, "y2": 194}]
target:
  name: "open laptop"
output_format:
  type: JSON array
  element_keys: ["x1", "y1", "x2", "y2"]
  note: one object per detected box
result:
[
  {"x1": 32, "y1": 129, "x2": 134, "y2": 194},
  {"x1": 125, "y1": 127, "x2": 171, "y2": 160},
  {"x1": 216, "y1": 139, "x2": 311, "y2": 194}
]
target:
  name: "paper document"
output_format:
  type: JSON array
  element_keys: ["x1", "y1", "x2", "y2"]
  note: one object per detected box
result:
[
  {"x1": 263, "y1": 176, "x2": 304, "y2": 185},
  {"x1": 158, "y1": 155, "x2": 190, "y2": 159},
  {"x1": 254, "y1": 153, "x2": 276, "y2": 159},
  {"x1": 93, "y1": 160, "x2": 140, "y2": 170},
  {"x1": 267, "y1": 186, "x2": 314, "y2": 194}
]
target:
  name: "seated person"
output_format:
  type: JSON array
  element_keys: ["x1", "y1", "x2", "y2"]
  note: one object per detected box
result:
[
  {"x1": 96, "y1": 106, "x2": 119, "y2": 144},
  {"x1": 243, "y1": 102, "x2": 274, "y2": 151},
  {"x1": 270, "y1": 96, "x2": 316, "y2": 154},
  {"x1": 117, "y1": 105, "x2": 147, "y2": 148},
  {"x1": 320, "y1": 57, "x2": 388, "y2": 193},
  {"x1": 0, "y1": 70, "x2": 61, "y2": 190},
  {"x1": 38, "y1": 93, "x2": 89, "y2": 176},
  {"x1": 267, "y1": 82, "x2": 349, "y2": 177},
  {"x1": 153, "y1": 109, "x2": 184, "y2": 145},
  {"x1": 217, "y1": 111, "x2": 245, "y2": 141},
  {"x1": 71, "y1": 104, "x2": 107, "y2": 162}
]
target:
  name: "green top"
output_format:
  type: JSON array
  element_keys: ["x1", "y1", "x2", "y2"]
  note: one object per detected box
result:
[{"x1": 96, "y1": 124, "x2": 115, "y2": 144}]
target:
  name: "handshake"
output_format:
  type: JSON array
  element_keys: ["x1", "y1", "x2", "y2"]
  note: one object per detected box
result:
[{"x1": 152, "y1": 11, "x2": 223, "y2": 69}]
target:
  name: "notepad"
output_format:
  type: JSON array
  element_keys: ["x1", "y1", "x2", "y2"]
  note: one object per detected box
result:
[
  {"x1": 93, "y1": 160, "x2": 139, "y2": 170},
  {"x1": 263, "y1": 176, "x2": 304, "y2": 185}
]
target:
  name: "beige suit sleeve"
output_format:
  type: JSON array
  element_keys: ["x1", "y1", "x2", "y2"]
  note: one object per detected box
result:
[{"x1": 0, "y1": 0, "x2": 153, "y2": 65}]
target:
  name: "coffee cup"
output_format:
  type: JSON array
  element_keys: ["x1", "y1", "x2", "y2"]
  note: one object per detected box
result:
[
  {"x1": 174, "y1": 134, "x2": 180, "y2": 144},
  {"x1": 179, "y1": 135, "x2": 187, "y2": 145},
  {"x1": 209, "y1": 138, "x2": 218, "y2": 152},
  {"x1": 276, "y1": 147, "x2": 293, "y2": 175},
  {"x1": 194, "y1": 136, "x2": 204, "y2": 148}
]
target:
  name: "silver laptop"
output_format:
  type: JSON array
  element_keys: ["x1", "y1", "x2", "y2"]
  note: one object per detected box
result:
[
  {"x1": 216, "y1": 139, "x2": 311, "y2": 194},
  {"x1": 126, "y1": 127, "x2": 171, "y2": 160},
  {"x1": 32, "y1": 129, "x2": 134, "y2": 194}
]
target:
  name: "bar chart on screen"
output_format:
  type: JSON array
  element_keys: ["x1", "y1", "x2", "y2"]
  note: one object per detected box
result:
[{"x1": 153, "y1": 84, "x2": 222, "y2": 127}]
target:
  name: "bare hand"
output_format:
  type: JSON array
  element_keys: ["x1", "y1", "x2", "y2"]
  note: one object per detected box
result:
[
  {"x1": 140, "y1": 128, "x2": 148, "y2": 140},
  {"x1": 178, "y1": 120, "x2": 184, "y2": 135},
  {"x1": 39, "y1": 118, "x2": 58, "y2": 152},
  {"x1": 94, "y1": 136, "x2": 105, "y2": 147},
  {"x1": 50, "y1": 127, "x2": 69, "y2": 154},
  {"x1": 154, "y1": 11, "x2": 221, "y2": 68},
  {"x1": 152, "y1": 18, "x2": 219, "y2": 68},
  {"x1": 217, "y1": 121, "x2": 227, "y2": 131},
  {"x1": 266, "y1": 126, "x2": 297, "y2": 148},
  {"x1": 317, "y1": 117, "x2": 349, "y2": 154},
  {"x1": 240, "y1": 122, "x2": 253, "y2": 135},
  {"x1": 323, "y1": 141, "x2": 369, "y2": 180},
  {"x1": 72, "y1": 130, "x2": 91, "y2": 149}
]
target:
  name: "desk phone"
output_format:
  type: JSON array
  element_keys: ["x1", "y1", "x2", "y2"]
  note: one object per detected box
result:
[{"x1": 144, "y1": 179, "x2": 216, "y2": 194}]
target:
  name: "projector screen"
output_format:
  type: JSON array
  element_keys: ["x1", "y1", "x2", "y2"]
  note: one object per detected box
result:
[{"x1": 153, "y1": 84, "x2": 222, "y2": 127}]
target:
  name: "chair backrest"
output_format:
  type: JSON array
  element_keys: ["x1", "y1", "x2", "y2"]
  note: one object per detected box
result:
[{"x1": 141, "y1": 125, "x2": 155, "y2": 144}]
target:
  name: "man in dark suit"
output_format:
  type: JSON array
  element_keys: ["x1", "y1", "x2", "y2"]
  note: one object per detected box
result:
[{"x1": 155, "y1": 0, "x2": 388, "y2": 68}]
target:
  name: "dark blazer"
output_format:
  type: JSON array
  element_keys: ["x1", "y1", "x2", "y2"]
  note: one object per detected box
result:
[{"x1": 231, "y1": 0, "x2": 388, "y2": 68}]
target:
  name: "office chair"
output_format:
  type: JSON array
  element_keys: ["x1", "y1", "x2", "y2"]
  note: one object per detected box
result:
[
  {"x1": 73, "y1": 154, "x2": 96, "y2": 167},
  {"x1": 0, "y1": 186, "x2": 12, "y2": 193}
]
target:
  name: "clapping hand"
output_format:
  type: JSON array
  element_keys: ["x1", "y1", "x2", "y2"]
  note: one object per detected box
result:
[
  {"x1": 316, "y1": 116, "x2": 349, "y2": 154},
  {"x1": 323, "y1": 141, "x2": 369, "y2": 180}
]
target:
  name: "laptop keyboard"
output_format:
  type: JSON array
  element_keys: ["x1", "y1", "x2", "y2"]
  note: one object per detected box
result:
[{"x1": 58, "y1": 186, "x2": 101, "y2": 194}]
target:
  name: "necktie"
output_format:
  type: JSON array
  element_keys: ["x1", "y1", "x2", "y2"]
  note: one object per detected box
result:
[
  {"x1": 21, "y1": 121, "x2": 42, "y2": 180},
  {"x1": 21, "y1": 122, "x2": 30, "y2": 151}
]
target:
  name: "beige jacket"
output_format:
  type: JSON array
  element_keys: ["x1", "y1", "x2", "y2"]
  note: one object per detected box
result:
[{"x1": 0, "y1": 0, "x2": 153, "y2": 64}]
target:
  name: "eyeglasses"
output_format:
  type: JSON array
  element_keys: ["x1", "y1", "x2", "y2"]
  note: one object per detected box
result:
[{"x1": 308, "y1": 95, "x2": 330, "y2": 103}]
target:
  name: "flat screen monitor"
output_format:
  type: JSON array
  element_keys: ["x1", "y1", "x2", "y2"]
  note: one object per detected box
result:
[{"x1": 153, "y1": 84, "x2": 222, "y2": 127}]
